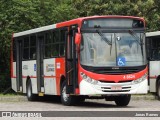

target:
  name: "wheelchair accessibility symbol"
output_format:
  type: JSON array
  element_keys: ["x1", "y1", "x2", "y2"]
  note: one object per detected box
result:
[{"x1": 117, "y1": 57, "x2": 126, "y2": 66}]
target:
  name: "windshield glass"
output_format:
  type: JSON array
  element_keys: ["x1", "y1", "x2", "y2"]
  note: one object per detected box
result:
[{"x1": 80, "y1": 31, "x2": 146, "y2": 67}]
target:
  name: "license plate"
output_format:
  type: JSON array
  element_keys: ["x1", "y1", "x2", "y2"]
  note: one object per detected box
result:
[{"x1": 111, "y1": 86, "x2": 122, "y2": 90}]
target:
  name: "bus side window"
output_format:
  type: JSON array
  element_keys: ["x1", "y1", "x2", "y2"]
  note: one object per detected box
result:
[
  {"x1": 30, "y1": 35, "x2": 36, "y2": 59},
  {"x1": 23, "y1": 37, "x2": 29, "y2": 60},
  {"x1": 45, "y1": 32, "x2": 52, "y2": 58},
  {"x1": 60, "y1": 44, "x2": 65, "y2": 56},
  {"x1": 149, "y1": 38, "x2": 160, "y2": 60},
  {"x1": 52, "y1": 30, "x2": 59, "y2": 57},
  {"x1": 146, "y1": 38, "x2": 151, "y2": 60},
  {"x1": 59, "y1": 29, "x2": 66, "y2": 56}
]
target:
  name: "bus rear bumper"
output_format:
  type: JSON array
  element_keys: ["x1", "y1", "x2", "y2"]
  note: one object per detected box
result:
[{"x1": 79, "y1": 79, "x2": 148, "y2": 95}]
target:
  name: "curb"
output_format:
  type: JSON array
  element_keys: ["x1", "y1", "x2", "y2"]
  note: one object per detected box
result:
[{"x1": 0, "y1": 94, "x2": 157, "y2": 102}]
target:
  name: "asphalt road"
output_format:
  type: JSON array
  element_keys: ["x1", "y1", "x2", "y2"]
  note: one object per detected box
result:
[{"x1": 0, "y1": 96, "x2": 160, "y2": 120}]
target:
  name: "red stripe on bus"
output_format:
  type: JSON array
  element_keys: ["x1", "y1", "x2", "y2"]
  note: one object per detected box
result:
[
  {"x1": 149, "y1": 76, "x2": 157, "y2": 79},
  {"x1": 43, "y1": 76, "x2": 56, "y2": 78},
  {"x1": 11, "y1": 33, "x2": 14, "y2": 78}
]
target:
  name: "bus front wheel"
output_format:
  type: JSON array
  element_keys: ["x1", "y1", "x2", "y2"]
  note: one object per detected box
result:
[
  {"x1": 26, "y1": 80, "x2": 37, "y2": 101},
  {"x1": 61, "y1": 81, "x2": 76, "y2": 106},
  {"x1": 114, "y1": 95, "x2": 131, "y2": 106}
]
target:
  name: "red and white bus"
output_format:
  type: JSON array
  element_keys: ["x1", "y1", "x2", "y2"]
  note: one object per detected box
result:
[
  {"x1": 11, "y1": 16, "x2": 148, "y2": 106},
  {"x1": 146, "y1": 31, "x2": 160, "y2": 99}
]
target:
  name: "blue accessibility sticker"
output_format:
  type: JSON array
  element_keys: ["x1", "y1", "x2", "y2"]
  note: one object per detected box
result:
[
  {"x1": 117, "y1": 57, "x2": 126, "y2": 66},
  {"x1": 34, "y1": 64, "x2": 36, "y2": 71}
]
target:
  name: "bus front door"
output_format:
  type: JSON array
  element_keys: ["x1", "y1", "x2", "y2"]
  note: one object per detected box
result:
[
  {"x1": 65, "y1": 26, "x2": 78, "y2": 94},
  {"x1": 16, "y1": 39, "x2": 22, "y2": 92}
]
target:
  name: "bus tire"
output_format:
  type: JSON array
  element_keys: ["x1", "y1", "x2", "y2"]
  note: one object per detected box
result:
[
  {"x1": 157, "y1": 80, "x2": 160, "y2": 100},
  {"x1": 114, "y1": 95, "x2": 131, "y2": 106},
  {"x1": 26, "y1": 80, "x2": 37, "y2": 101},
  {"x1": 61, "y1": 81, "x2": 76, "y2": 106}
]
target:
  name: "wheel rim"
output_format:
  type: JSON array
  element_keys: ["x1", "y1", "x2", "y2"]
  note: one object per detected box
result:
[
  {"x1": 27, "y1": 84, "x2": 31, "y2": 98},
  {"x1": 62, "y1": 86, "x2": 69, "y2": 102}
]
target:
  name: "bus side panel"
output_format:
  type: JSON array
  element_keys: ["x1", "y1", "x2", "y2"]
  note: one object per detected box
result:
[
  {"x1": 149, "y1": 61, "x2": 160, "y2": 92},
  {"x1": 149, "y1": 78, "x2": 156, "y2": 92},
  {"x1": 43, "y1": 58, "x2": 57, "y2": 95},
  {"x1": 11, "y1": 79, "x2": 17, "y2": 92},
  {"x1": 22, "y1": 60, "x2": 37, "y2": 94},
  {"x1": 44, "y1": 78, "x2": 56, "y2": 95},
  {"x1": 12, "y1": 62, "x2": 17, "y2": 92},
  {"x1": 55, "y1": 58, "x2": 65, "y2": 95},
  {"x1": 21, "y1": 79, "x2": 38, "y2": 94}
]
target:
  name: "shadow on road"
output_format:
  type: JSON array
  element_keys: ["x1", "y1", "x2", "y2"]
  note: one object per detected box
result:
[
  {"x1": 35, "y1": 95, "x2": 62, "y2": 104},
  {"x1": 76, "y1": 100, "x2": 135, "y2": 108},
  {"x1": 33, "y1": 95, "x2": 134, "y2": 108}
]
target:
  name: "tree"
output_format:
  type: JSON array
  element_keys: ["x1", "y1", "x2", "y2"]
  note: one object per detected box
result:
[
  {"x1": 0, "y1": 0, "x2": 76, "y2": 92},
  {"x1": 71, "y1": 0, "x2": 160, "y2": 31}
]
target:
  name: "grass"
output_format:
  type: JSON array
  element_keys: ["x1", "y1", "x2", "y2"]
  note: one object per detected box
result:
[
  {"x1": 0, "y1": 93, "x2": 18, "y2": 96},
  {"x1": 0, "y1": 92, "x2": 24, "y2": 96}
]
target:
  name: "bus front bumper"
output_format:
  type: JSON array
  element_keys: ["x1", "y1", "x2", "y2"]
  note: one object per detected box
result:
[{"x1": 79, "y1": 79, "x2": 148, "y2": 95}]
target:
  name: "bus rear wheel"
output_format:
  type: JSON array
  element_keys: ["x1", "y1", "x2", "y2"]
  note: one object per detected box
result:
[
  {"x1": 26, "y1": 80, "x2": 37, "y2": 101},
  {"x1": 114, "y1": 95, "x2": 131, "y2": 106},
  {"x1": 61, "y1": 81, "x2": 76, "y2": 106},
  {"x1": 157, "y1": 80, "x2": 160, "y2": 100}
]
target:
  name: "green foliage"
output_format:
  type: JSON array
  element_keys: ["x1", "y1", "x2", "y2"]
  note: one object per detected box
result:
[
  {"x1": 71, "y1": 0, "x2": 160, "y2": 31},
  {"x1": 0, "y1": 73, "x2": 10, "y2": 93},
  {"x1": 0, "y1": 0, "x2": 160, "y2": 92}
]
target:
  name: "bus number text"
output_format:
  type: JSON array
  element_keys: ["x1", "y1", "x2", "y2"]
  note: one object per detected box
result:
[{"x1": 123, "y1": 75, "x2": 135, "y2": 79}]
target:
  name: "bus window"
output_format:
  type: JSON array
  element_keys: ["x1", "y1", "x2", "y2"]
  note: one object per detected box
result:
[
  {"x1": 52, "y1": 30, "x2": 60, "y2": 57},
  {"x1": 51, "y1": 44, "x2": 59, "y2": 57},
  {"x1": 148, "y1": 37, "x2": 160, "y2": 60},
  {"x1": 59, "y1": 29, "x2": 66, "y2": 56},
  {"x1": 23, "y1": 37, "x2": 29, "y2": 60},
  {"x1": 30, "y1": 35, "x2": 36, "y2": 59},
  {"x1": 44, "y1": 32, "x2": 52, "y2": 58},
  {"x1": 60, "y1": 44, "x2": 65, "y2": 56}
]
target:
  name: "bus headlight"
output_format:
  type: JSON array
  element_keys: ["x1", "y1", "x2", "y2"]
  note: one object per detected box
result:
[
  {"x1": 80, "y1": 72, "x2": 98, "y2": 85},
  {"x1": 132, "y1": 73, "x2": 147, "y2": 84}
]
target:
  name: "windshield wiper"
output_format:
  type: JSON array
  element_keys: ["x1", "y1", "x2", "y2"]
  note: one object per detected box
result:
[
  {"x1": 128, "y1": 30, "x2": 144, "y2": 57},
  {"x1": 128, "y1": 30, "x2": 144, "y2": 45},
  {"x1": 96, "y1": 29, "x2": 112, "y2": 45}
]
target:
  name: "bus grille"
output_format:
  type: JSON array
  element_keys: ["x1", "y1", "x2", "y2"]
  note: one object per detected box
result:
[
  {"x1": 101, "y1": 86, "x2": 131, "y2": 92},
  {"x1": 99, "y1": 80, "x2": 133, "y2": 83}
]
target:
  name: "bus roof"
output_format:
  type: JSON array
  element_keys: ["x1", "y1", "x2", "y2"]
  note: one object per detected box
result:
[
  {"x1": 13, "y1": 24, "x2": 56, "y2": 38},
  {"x1": 13, "y1": 15, "x2": 144, "y2": 38},
  {"x1": 146, "y1": 31, "x2": 160, "y2": 37}
]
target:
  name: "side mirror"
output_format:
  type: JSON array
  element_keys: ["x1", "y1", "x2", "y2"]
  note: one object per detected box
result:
[{"x1": 75, "y1": 33, "x2": 81, "y2": 44}]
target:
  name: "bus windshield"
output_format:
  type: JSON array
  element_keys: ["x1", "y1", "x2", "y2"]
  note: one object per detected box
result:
[{"x1": 80, "y1": 31, "x2": 146, "y2": 67}]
